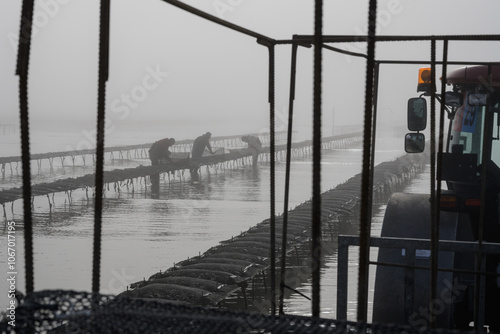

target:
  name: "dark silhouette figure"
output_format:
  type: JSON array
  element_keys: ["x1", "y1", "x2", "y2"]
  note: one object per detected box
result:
[
  {"x1": 191, "y1": 132, "x2": 214, "y2": 159},
  {"x1": 149, "y1": 138, "x2": 176, "y2": 166},
  {"x1": 241, "y1": 135, "x2": 262, "y2": 167},
  {"x1": 190, "y1": 132, "x2": 214, "y2": 181}
]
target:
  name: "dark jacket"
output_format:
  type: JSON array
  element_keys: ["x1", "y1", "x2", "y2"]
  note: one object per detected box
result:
[
  {"x1": 191, "y1": 134, "x2": 212, "y2": 159},
  {"x1": 245, "y1": 136, "x2": 262, "y2": 151},
  {"x1": 149, "y1": 138, "x2": 174, "y2": 163}
]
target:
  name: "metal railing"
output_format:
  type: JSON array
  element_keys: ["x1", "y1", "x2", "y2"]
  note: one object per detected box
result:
[{"x1": 337, "y1": 235, "x2": 500, "y2": 325}]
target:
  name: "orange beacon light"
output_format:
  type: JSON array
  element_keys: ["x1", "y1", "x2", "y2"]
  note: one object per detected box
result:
[{"x1": 417, "y1": 67, "x2": 432, "y2": 92}]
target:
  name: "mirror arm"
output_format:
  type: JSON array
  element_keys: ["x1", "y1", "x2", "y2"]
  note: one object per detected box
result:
[
  {"x1": 496, "y1": 108, "x2": 500, "y2": 140},
  {"x1": 448, "y1": 107, "x2": 456, "y2": 120},
  {"x1": 434, "y1": 94, "x2": 454, "y2": 118}
]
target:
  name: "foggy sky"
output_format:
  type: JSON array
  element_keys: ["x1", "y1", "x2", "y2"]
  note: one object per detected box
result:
[{"x1": 2, "y1": 0, "x2": 500, "y2": 145}]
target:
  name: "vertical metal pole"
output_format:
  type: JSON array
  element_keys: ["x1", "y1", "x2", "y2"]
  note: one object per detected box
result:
[
  {"x1": 442, "y1": 40, "x2": 453, "y2": 154},
  {"x1": 429, "y1": 38, "x2": 438, "y2": 329},
  {"x1": 357, "y1": 0, "x2": 378, "y2": 322},
  {"x1": 474, "y1": 64, "x2": 492, "y2": 331},
  {"x1": 438, "y1": 40, "x2": 448, "y2": 167},
  {"x1": 430, "y1": 39, "x2": 448, "y2": 327},
  {"x1": 368, "y1": 62, "x2": 380, "y2": 219},
  {"x1": 267, "y1": 43, "x2": 277, "y2": 316},
  {"x1": 312, "y1": 0, "x2": 323, "y2": 318},
  {"x1": 336, "y1": 240, "x2": 349, "y2": 320},
  {"x1": 16, "y1": 0, "x2": 36, "y2": 295},
  {"x1": 279, "y1": 42, "x2": 299, "y2": 315},
  {"x1": 93, "y1": 0, "x2": 111, "y2": 294}
]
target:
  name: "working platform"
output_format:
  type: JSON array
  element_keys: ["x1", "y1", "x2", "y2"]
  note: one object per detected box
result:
[{"x1": 0, "y1": 133, "x2": 362, "y2": 205}]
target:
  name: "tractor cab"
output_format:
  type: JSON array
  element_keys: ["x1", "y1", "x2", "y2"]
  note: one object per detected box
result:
[
  {"x1": 373, "y1": 65, "x2": 500, "y2": 331},
  {"x1": 444, "y1": 66, "x2": 500, "y2": 186},
  {"x1": 407, "y1": 66, "x2": 500, "y2": 218}
]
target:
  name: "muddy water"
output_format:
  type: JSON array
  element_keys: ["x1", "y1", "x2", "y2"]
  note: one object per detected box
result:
[{"x1": 0, "y1": 134, "x2": 414, "y2": 320}]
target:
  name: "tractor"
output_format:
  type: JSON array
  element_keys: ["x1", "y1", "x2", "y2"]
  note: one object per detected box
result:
[{"x1": 373, "y1": 65, "x2": 500, "y2": 331}]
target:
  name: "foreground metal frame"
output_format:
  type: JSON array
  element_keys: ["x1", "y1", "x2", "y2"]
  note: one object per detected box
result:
[
  {"x1": 14, "y1": 0, "x2": 500, "y2": 330},
  {"x1": 337, "y1": 235, "x2": 500, "y2": 326}
]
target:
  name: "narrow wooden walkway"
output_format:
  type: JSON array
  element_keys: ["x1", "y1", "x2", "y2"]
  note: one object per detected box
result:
[
  {"x1": 0, "y1": 133, "x2": 362, "y2": 205},
  {"x1": 0, "y1": 132, "x2": 287, "y2": 167},
  {"x1": 120, "y1": 152, "x2": 429, "y2": 307}
]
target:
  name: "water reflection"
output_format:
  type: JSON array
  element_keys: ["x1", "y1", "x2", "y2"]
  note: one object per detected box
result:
[{"x1": 0, "y1": 138, "x2": 407, "y2": 316}]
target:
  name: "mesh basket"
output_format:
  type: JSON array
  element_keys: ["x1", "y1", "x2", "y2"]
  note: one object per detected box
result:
[{"x1": 0, "y1": 290, "x2": 468, "y2": 334}]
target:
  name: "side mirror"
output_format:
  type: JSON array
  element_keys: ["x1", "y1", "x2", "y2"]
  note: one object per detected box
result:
[
  {"x1": 444, "y1": 92, "x2": 463, "y2": 107},
  {"x1": 468, "y1": 93, "x2": 487, "y2": 106},
  {"x1": 407, "y1": 97, "x2": 427, "y2": 131},
  {"x1": 405, "y1": 133, "x2": 425, "y2": 153}
]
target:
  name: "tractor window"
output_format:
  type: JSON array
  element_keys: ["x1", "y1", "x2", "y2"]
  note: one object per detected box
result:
[
  {"x1": 449, "y1": 102, "x2": 484, "y2": 164},
  {"x1": 492, "y1": 108, "x2": 500, "y2": 166}
]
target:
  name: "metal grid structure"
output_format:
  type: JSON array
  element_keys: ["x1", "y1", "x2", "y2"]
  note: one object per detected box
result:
[
  {"x1": 0, "y1": 290, "x2": 467, "y2": 334},
  {"x1": 4, "y1": 0, "x2": 500, "y2": 332}
]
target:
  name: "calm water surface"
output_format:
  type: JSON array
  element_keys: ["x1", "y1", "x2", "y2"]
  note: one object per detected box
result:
[
  {"x1": 284, "y1": 168, "x2": 431, "y2": 320},
  {"x1": 0, "y1": 128, "x2": 426, "y2": 321}
]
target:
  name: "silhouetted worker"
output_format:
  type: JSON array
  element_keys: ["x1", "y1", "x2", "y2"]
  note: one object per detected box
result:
[
  {"x1": 149, "y1": 138, "x2": 176, "y2": 165},
  {"x1": 241, "y1": 135, "x2": 262, "y2": 167},
  {"x1": 190, "y1": 132, "x2": 214, "y2": 181},
  {"x1": 191, "y1": 132, "x2": 214, "y2": 159}
]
